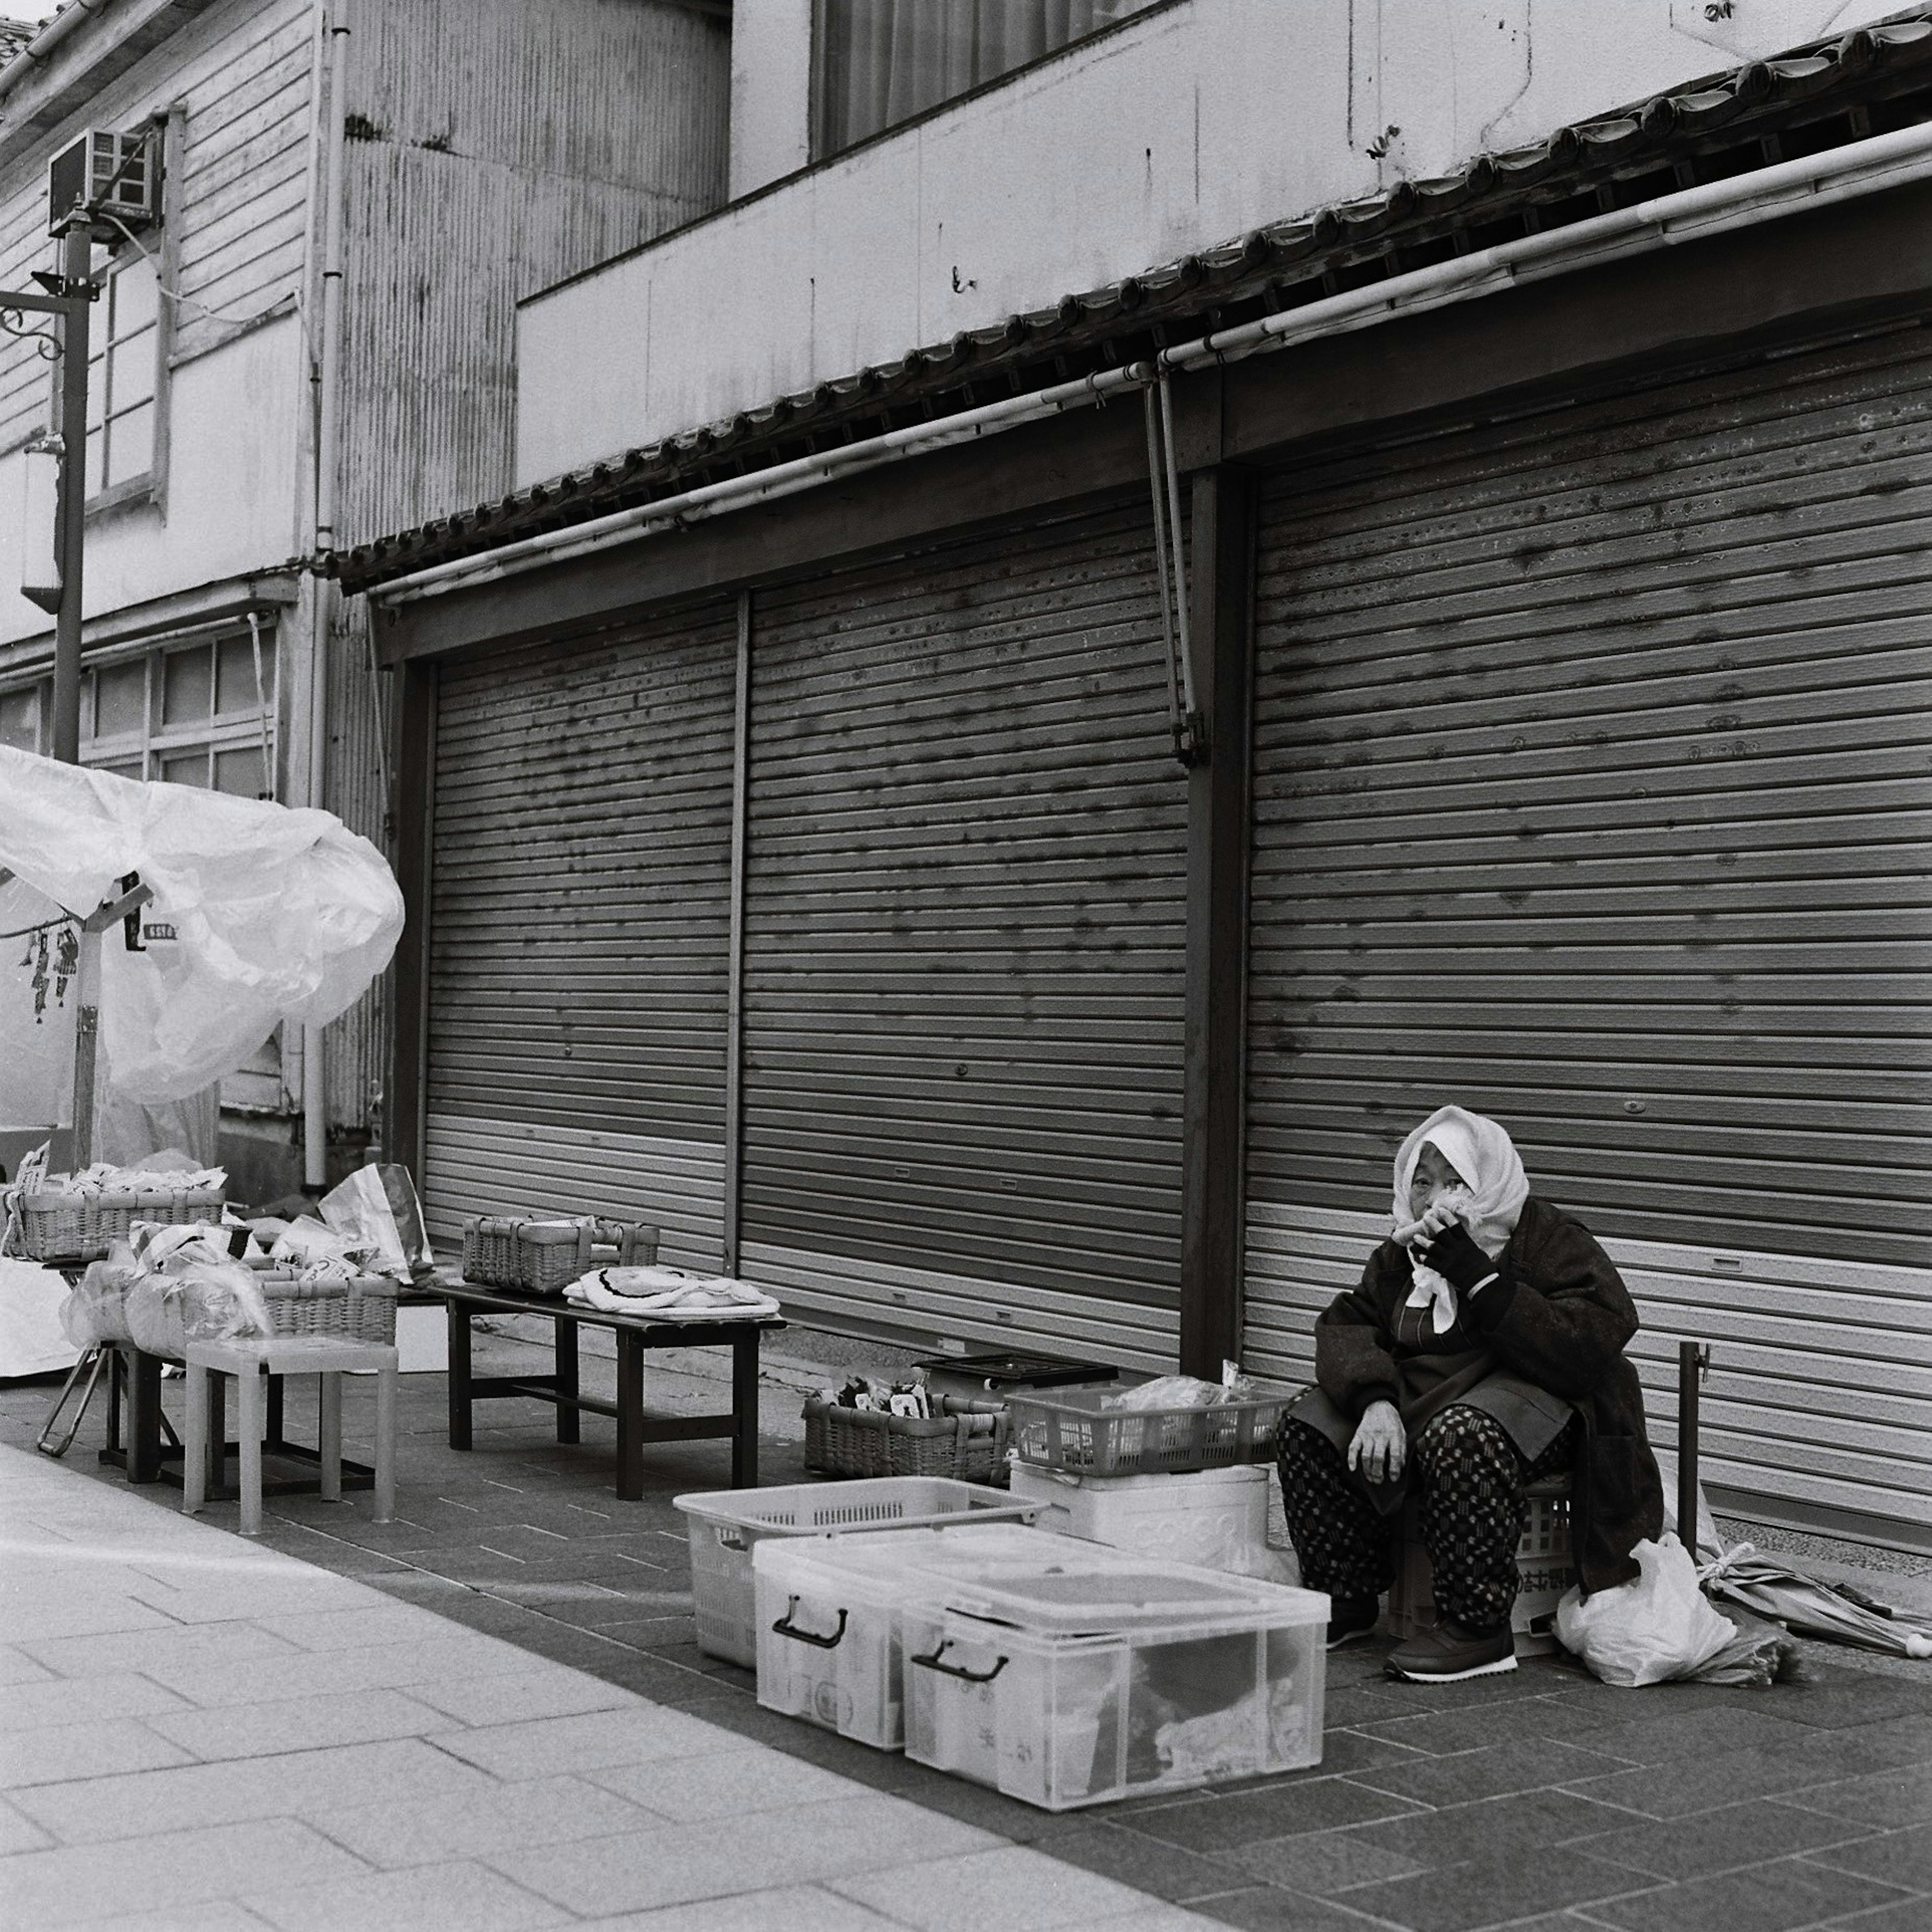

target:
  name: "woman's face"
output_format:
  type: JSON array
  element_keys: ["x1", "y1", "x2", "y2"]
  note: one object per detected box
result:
[{"x1": 1407, "y1": 1142, "x2": 1465, "y2": 1220}]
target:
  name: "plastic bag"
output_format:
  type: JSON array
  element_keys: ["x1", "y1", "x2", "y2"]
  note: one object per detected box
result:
[
  {"x1": 1554, "y1": 1533, "x2": 1736, "y2": 1686},
  {"x1": 1106, "y1": 1375, "x2": 1230, "y2": 1412},
  {"x1": 124, "y1": 1258, "x2": 272, "y2": 1359},
  {"x1": 0, "y1": 745, "x2": 403, "y2": 1103},
  {"x1": 319, "y1": 1164, "x2": 435, "y2": 1281},
  {"x1": 60, "y1": 1247, "x2": 142, "y2": 1348},
  {"x1": 269, "y1": 1216, "x2": 363, "y2": 1272}
]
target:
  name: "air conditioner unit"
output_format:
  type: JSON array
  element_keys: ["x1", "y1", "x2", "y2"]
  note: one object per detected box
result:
[{"x1": 47, "y1": 128, "x2": 159, "y2": 236}]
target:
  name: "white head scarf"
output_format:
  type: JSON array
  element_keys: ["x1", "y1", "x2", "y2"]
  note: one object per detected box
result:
[{"x1": 1391, "y1": 1106, "x2": 1530, "y2": 1336}]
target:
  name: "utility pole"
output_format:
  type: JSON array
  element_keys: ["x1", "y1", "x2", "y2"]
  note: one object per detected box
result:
[{"x1": 48, "y1": 216, "x2": 94, "y2": 763}]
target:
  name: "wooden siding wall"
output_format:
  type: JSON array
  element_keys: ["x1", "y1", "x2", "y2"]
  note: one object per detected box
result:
[
  {"x1": 0, "y1": 0, "x2": 315, "y2": 456},
  {"x1": 336, "y1": 0, "x2": 731, "y2": 549}
]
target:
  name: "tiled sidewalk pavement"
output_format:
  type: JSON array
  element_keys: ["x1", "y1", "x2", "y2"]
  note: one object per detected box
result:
[
  {"x1": 4, "y1": 1331, "x2": 1930, "y2": 1932},
  {"x1": 0, "y1": 1441, "x2": 1221, "y2": 1931}
]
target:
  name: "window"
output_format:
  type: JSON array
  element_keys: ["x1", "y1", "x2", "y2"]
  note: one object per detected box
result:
[
  {"x1": 814, "y1": 0, "x2": 1163, "y2": 156},
  {"x1": 85, "y1": 242, "x2": 160, "y2": 501},
  {"x1": 79, "y1": 630, "x2": 280, "y2": 796},
  {"x1": 0, "y1": 685, "x2": 40, "y2": 753}
]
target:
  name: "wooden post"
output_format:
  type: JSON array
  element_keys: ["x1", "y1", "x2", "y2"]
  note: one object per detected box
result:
[
  {"x1": 387, "y1": 659, "x2": 436, "y2": 1182},
  {"x1": 722, "y1": 590, "x2": 751, "y2": 1274},
  {"x1": 1178, "y1": 466, "x2": 1255, "y2": 1379}
]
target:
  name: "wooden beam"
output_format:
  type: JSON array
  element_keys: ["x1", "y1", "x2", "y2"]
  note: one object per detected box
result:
[
  {"x1": 386, "y1": 658, "x2": 436, "y2": 1179},
  {"x1": 1178, "y1": 464, "x2": 1254, "y2": 1380}
]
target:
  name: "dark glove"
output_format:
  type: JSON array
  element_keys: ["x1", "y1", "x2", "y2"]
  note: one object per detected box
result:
[{"x1": 1416, "y1": 1221, "x2": 1500, "y2": 1296}]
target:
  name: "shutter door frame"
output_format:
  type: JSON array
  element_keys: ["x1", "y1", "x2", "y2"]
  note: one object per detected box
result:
[{"x1": 1241, "y1": 323, "x2": 1932, "y2": 1545}]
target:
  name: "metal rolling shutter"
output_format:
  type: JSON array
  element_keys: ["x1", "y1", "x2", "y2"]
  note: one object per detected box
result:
[
  {"x1": 424, "y1": 602, "x2": 738, "y2": 1268},
  {"x1": 1243, "y1": 325, "x2": 1932, "y2": 1538},
  {"x1": 739, "y1": 501, "x2": 1187, "y2": 1372}
]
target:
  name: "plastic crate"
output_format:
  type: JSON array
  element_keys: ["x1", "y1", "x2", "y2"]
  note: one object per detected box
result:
[
  {"x1": 1386, "y1": 1478, "x2": 1576, "y2": 1645},
  {"x1": 1009, "y1": 1462, "x2": 1270, "y2": 1575},
  {"x1": 802, "y1": 1395, "x2": 1008, "y2": 1482},
  {"x1": 674, "y1": 1476, "x2": 1034, "y2": 1667},
  {"x1": 884, "y1": 1533, "x2": 1328, "y2": 1810},
  {"x1": 1006, "y1": 1387, "x2": 1294, "y2": 1477}
]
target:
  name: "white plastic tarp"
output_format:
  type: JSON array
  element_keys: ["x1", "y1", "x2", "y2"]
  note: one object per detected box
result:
[{"x1": 0, "y1": 746, "x2": 404, "y2": 1106}]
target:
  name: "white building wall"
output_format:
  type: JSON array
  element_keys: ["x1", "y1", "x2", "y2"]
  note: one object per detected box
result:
[{"x1": 519, "y1": 0, "x2": 1900, "y2": 485}]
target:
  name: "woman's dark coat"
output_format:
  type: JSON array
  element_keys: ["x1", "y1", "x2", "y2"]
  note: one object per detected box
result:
[{"x1": 1314, "y1": 1195, "x2": 1665, "y2": 1594}]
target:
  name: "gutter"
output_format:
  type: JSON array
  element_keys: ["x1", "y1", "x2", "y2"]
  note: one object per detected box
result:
[
  {"x1": 0, "y1": 0, "x2": 114, "y2": 102},
  {"x1": 370, "y1": 115, "x2": 1932, "y2": 609}
]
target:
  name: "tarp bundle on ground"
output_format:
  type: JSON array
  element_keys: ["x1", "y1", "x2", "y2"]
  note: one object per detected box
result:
[{"x1": 0, "y1": 745, "x2": 404, "y2": 1114}]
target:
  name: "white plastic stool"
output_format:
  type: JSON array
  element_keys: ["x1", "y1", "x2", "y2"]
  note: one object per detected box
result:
[{"x1": 182, "y1": 1336, "x2": 398, "y2": 1534}]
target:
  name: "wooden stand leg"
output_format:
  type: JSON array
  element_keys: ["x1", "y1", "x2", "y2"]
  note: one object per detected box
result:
[
  {"x1": 374, "y1": 1364, "x2": 396, "y2": 1524},
  {"x1": 182, "y1": 1364, "x2": 208, "y2": 1515},
  {"x1": 555, "y1": 1315, "x2": 580, "y2": 1445},
  {"x1": 237, "y1": 1366, "x2": 264, "y2": 1536},
  {"x1": 447, "y1": 1300, "x2": 472, "y2": 1451},
  {"x1": 127, "y1": 1349, "x2": 162, "y2": 1484},
  {"x1": 615, "y1": 1331, "x2": 643, "y2": 1501},
  {"x1": 207, "y1": 1374, "x2": 226, "y2": 1499},
  {"x1": 318, "y1": 1373, "x2": 342, "y2": 1502},
  {"x1": 732, "y1": 1328, "x2": 760, "y2": 1490}
]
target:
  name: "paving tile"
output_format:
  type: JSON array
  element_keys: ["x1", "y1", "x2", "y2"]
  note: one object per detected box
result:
[
  {"x1": 1018, "y1": 1820, "x2": 1252, "y2": 1903},
  {"x1": 1170, "y1": 1884, "x2": 1413, "y2": 1930},
  {"x1": 1561, "y1": 1706, "x2": 1827, "y2": 1767},
  {"x1": 1336, "y1": 1845, "x2": 1656, "y2": 1931},
  {"x1": 311, "y1": 1770, "x2": 671, "y2": 1867},
  {"x1": 1565, "y1": 1741, "x2": 1894, "y2": 1821},
  {"x1": 39, "y1": 1904, "x2": 273, "y2": 1932},
  {"x1": 140, "y1": 1686, "x2": 451, "y2": 1760},
  {"x1": 1224, "y1": 1824, "x2": 1427, "y2": 1892},
  {"x1": 9, "y1": 1736, "x2": 500, "y2": 1844},
  {"x1": 0, "y1": 1792, "x2": 54, "y2": 1853},
  {"x1": 1117, "y1": 1777, "x2": 1426, "y2": 1851},
  {"x1": 0, "y1": 1671, "x2": 195, "y2": 1732},
  {"x1": 1347, "y1": 1786, "x2": 1629, "y2": 1865},
  {"x1": 1823, "y1": 1901, "x2": 1932, "y2": 1932},
  {"x1": 1359, "y1": 1696, "x2": 1628, "y2": 1757},
  {"x1": 431, "y1": 1703, "x2": 759, "y2": 1779},
  {"x1": 1777, "y1": 1767, "x2": 1932, "y2": 1830},
  {"x1": 1760, "y1": 1674, "x2": 1932, "y2": 1732},
  {"x1": 18, "y1": 1620, "x2": 306, "y2": 1680},
  {"x1": 242, "y1": 1858, "x2": 571, "y2": 1931},
  {"x1": 1570, "y1": 1796, "x2": 1883, "y2": 1881},
  {"x1": 388, "y1": 1665, "x2": 636, "y2": 1727},
  {"x1": 489, "y1": 1791, "x2": 1000, "y2": 1916},
  {"x1": 828, "y1": 1842, "x2": 1188, "y2": 1930},
  {"x1": 1319, "y1": 1683, "x2": 1413, "y2": 1728},
  {"x1": 1352, "y1": 1735, "x2": 1636, "y2": 1810},
  {"x1": 133, "y1": 1632, "x2": 538, "y2": 1708},
  {"x1": 585, "y1": 1748, "x2": 863, "y2": 1822},
  {"x1": 254, "y1": 1602, "x2": 447, "y2": 1652},
  {"x1": 1581, "y1": 1855, "x2": 1910, "y2": 1932},
  {"x1": 0, "y1": 1717, "x2": 195, "y2": 1790},
  {"x1": 1804, "y1": 1823, "x2": 1932, "y2": 1895},
  {"x1": 0, "y1": 1816, "x2": 372, "y2": 1927},
  {"x1": 566, "y1": 1881, "x2": 912, "y2": 1930}
]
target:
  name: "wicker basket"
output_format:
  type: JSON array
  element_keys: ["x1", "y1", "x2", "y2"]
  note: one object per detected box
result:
[
  {"x1": 802, "y1": 1395, "x2": 1010, "y2": 1483},
  {"x1": 13, "y1": 1187, "x2": 224, "y2": 1264},
  {"x1": 255, "y1": 1272, "x2": 398, "y2": 1345},
  {"x1": 460, "y1": 1216, "x2": 658, "y2": 1295}
]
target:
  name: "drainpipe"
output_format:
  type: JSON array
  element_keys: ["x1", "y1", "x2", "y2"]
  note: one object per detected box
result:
[
  {"x1": 304, "y1": 2, "x2": 350, "y2": 1192},
  {"x1": 370, "y1": 114, "x2": 1932, "y2": 607},
  {"x1": 0, "y1": 0, "x2": 112, "y2": 106}
]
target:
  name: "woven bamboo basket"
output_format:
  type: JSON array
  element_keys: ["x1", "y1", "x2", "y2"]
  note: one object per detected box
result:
[
  {"x1": 255, "y1": 1272, "x2": 398, "y2": 1345},
  {"x1": 14, "y1": 1187, "x2": 224, "y2": 1264},
  {"x1": 802, "y1": 1396, "x2": 1009, "y2": 1484},
  {"x1": 461, "y1": 1216, "x2": 659, "y2": 1295}
]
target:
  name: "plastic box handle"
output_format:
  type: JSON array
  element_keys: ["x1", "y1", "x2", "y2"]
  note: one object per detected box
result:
[
  {"x1": 771, "y1": 1596, "x2": 848, "y2": 1650},
  {"x1": 910, "y1": 1639, "x2": 1008, "y2": 1684}
]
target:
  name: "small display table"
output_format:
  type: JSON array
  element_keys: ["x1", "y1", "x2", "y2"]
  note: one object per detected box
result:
[{"x1": 439, "y1": 1282, "x2": 783, "y2": 1496}]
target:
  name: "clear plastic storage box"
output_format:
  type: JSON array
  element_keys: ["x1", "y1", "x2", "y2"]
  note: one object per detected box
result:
[
  {"x1": 676, "y1": 1476, "x2": 1032, "y2": 1667},
  {"x1": 1008, "y1": 1461, "x2": 1271, "y2": 1575}
]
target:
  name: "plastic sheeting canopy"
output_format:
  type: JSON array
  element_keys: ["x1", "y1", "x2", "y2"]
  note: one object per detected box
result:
[{"x1": 0, "y1": 746, "x2": 404, "y2": 1106}]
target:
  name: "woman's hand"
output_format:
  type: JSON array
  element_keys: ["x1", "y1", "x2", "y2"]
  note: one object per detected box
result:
[{"x1": 1348, "y1": 1399, "x2": 1406, "y2": 1483}]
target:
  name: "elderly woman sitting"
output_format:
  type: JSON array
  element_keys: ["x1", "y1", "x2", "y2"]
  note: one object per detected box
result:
[{"x1": 1277, "y1": 1106, "x2": 1665, "y2": 1683}]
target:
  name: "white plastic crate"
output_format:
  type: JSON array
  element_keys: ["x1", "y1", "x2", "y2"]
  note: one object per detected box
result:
[
  {"x1": 675, "y1": 1477, "x2": 1031, "y2": 1668},
  {"x1": 895, "y1": 1543, "x2": 1328, "y2": 1810},
  {"x1": 1008, "y1": 1461, "x2": 1269, "y2": 1574},
  {"x1": 750, "y1": 1520, "x2": 1054, "y2": 1748}
]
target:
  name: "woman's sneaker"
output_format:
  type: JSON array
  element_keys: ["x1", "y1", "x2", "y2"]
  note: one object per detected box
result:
[
  {"x1": 1384, "y1": 1619, "x2": 1516, "y2": 1681},
  {"x1": 1325, "y1": 1595, "x2": 1381, "y2": 1649}
]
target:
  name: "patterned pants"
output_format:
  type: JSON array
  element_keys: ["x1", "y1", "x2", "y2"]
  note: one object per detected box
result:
[{"x1": 1276, "y1": 1405, "x2": 1576, "y2": 1632}]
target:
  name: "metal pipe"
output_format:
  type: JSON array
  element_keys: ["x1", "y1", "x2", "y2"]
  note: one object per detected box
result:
[
  {"x1": 0, "y1": 0, "x2": 113, "y2": 103},
  {"x1": 1156, "y1": 371, "x2": 1199, "y2": 721},
  {"x1": 1677, "y1": 1338, "x2": 1702, "y2": 1555},
  {"x1": 721, "y1": 589, "x2": 751, "y2": 1274},
  {"x1": 305, "y1": 5, "x2": 351, "y2": 1193},
  {"x1": 50, "y1": 221, "x2": 93, "y2": 763},
  {"x1": 371, "y1": 116, "x2": 1932, "y2": 611},
  {"x1": 1141, "y1": 386, "x2": 1182, "y2": 739}
]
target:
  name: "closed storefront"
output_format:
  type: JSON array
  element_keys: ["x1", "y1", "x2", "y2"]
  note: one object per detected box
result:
[
  {"x1": 737, "y1": 501, "x2": 1189, "y2": 1371},
  {"x1": 1242, "y1": 326, "x2": 1932, "y2": 1539},
  {"x1": 423, "y1": 601, "x2": 739, "y2": 1266}
]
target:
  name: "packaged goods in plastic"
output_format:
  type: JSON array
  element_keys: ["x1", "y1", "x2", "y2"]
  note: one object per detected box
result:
[
  {"x1": 123, "y1": 1260, "x2": 272, "y2": 1360},
  {"x1": 319, "y1": 1165, "x2": 435, "y2": 1281},
  {"x1": 60, "y1": 1250, "x2": 141, "y2": 1347},
  {"x1": 1008, "y1": 1462, "x2": 1270, "y2": 1575},
  {"x1": 676, "y1": 1476, "x2": 1034, "y2": 1668}
]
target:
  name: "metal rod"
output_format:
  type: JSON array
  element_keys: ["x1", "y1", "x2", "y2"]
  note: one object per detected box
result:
[
  {"x1": 721, "y1": 588, "x2": 751, "y2": 1275},
  {"x1": 50, "y1": 220, "x2": 93, "y2": 763},
  {"x1": 1142, "y1": 386, "x2": 1182, "y2": 738},
  {"x1": 1677, "y1": 1338, "x2": 1701, "y2": 1555},
  {"x1": 1157, "y1": 372, "x2": 1199, "y2": 724}
]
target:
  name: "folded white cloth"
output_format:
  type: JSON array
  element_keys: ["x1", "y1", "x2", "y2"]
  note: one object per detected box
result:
[{"x1": 562, "y1": 1266, "x2": 781, "y2": 1321}]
